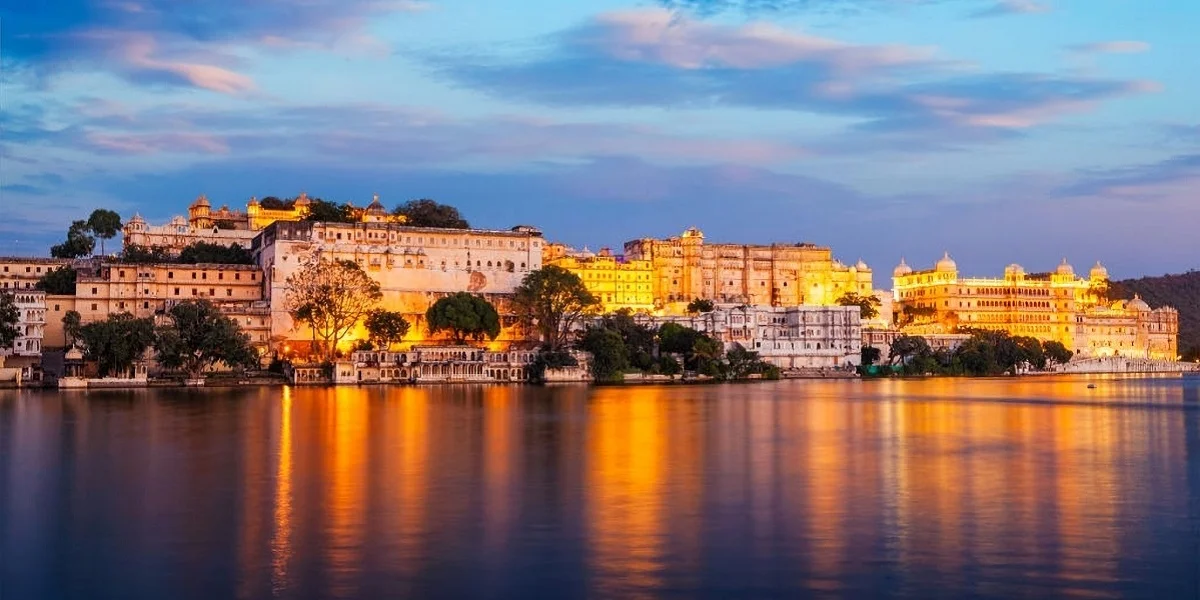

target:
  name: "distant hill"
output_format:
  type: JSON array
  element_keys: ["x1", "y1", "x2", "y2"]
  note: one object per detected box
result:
[{"x1": 1110, "y1": 270, "x2": 1200, "y2": 357}]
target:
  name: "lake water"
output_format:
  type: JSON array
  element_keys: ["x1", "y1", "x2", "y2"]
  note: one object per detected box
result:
[{"x1": 3, "y1": 376, "x2": 1199, "y2": 599}]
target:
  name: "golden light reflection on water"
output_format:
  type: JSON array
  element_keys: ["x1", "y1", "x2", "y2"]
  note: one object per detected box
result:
[{"x1": 270, "y1": 386, "x2": 293, "y2": 595}]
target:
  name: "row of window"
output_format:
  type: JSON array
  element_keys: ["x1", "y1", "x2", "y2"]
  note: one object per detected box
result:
[{"x1": 325, "y1": 231, "x2": 537, "y2": 251}]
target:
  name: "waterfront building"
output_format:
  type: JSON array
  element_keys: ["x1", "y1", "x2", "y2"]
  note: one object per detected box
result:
[
  {"x1": 622, "y1": 228, "x2": 873, "y2": 314},
  {"x1": 254, "y1": 220, "x2": 545, "y2": 354},
  {"x1": 332, "y1": 346, "x2": 540, "y2": 384},
  {"x1": 123, "y1": 193, "x2": 405, "y2": 255},
  {"x1": 543, "y1": 243, "x2": 655, "y2": 313},
  {"x1": 892, "y1": 255, "x2": 1178, "y2": 359},
  {"x1": 0, "y1": 257, "x2": 74, "y2": 291},
  {"x1": 75, "y1": 262, "x2": 271, "y2": 351},
  {"x1": 0, "y1": 290, "x2": 47, "y2": 381},
  {"x1": 633, "y1": 304, "x2": 863, "y2": 370}
]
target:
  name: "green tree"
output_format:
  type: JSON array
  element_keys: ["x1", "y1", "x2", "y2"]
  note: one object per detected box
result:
[
  {"x1": 861, "y1": 346, "x2": 882, "y2": 366},
  {"x1": 177, "y1": 242, "x2": 254, "y2": 264},
  {"x1": 214, "y1": 219, "x2": 237, "y2": 230},
  {"x1": 686, "y1": 298, "x2": 714, "y2": 314},
  {"x1": 0, "y1": 293, "x2": 18, "y2": 349},
  {"x1": 655, "y1": 354, "x2": 682, "y2": 377},
  {"x1": 364, "y1": 309, "x2": 410, "y2": 350},
  {"x1": 77, "y1": 313, "x2": 156, "y2": 377},
  {"x1": 837, "y1": 292, "x2": 882, "y2": 320},
  {"x1": 691, "y1": 335, "x2": 725, "y2": 375},
  {"x1": 1012, "y1": 336, "x2": 1046, "y2": 370},
  {"x1": 35, "y1": 267, "x2": 77, "y2": 295},
  {"x1": 725, "y1": 343, "x2": 765, "y2": 380},
  {"x1": 658, "y1": 322, "x2": 703, "y2": 355},
  {"x1": 285, "y1": 258, "x2": 382, "y2": 360},
  {"x1": 393, "y1": 199, "x2": 469, "y2": 229},
  {"x1": 889, "y1": 335, "x2": 931, "y2": 366},
  {"x1": 155, "y1": 300, "x2": 257, "y2": 379},
  {"x1": 122, "y1": 244, "x2": 172, "y2": 263},
  {"x1": 62, "y1": 310, "x2": 82, "y2": 347},
  {"x1": 86, "y1": 209, "x2": 122, "y2": 255},
  {"x1": 51, "y1": 220, "x2": 95, "y2": 258},
  {"x1": 303, "y1": 199, "x2": 356, "y2": 223},
  {"x1": 578, "y1": 327, "x2": 629, "y2": 382},
  {"x1": 426, "y1": 292, "x2": 501, "y2": 344},
  {"x1": 260, "y1": 196, "x2": 292, "y2": 210},
  {"x1": 1043, "y1": 340, "x2": 1074, "y2": 366},
  {"x1": 596, "y1": 309, "x2": 656, "y2": 370},
  {"x1": 512, "y1": 266, "x2": 599, "y2": 351}
]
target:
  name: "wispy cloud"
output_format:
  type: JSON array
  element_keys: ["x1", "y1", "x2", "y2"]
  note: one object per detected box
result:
[
  {"x1": 1069, "y1": 41, "x2": 1151, "y2": 55},
  {"x1": 970, "y1": 0, "x2": 1051, "y2": 18}
]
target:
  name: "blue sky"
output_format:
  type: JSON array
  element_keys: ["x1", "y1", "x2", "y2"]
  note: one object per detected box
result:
[{"x1": 2, "y1": 0, "x2": 1197, "y2": 278}]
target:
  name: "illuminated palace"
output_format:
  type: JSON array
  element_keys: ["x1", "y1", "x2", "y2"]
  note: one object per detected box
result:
[
  {"x1": 543, "y1": 244, "x2": 655, "y2": 313},
  {"x1": 567, "y1": 228, "x2": 875, "y2": 314},
  {"x1": 123, "y1": 193, "x2": 404, "y2": 254},
  {"x1": 893, "y1": 254, "x2": 1178, "y2": 359}
]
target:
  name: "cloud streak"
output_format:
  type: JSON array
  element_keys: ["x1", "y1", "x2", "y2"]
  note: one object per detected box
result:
[
  {"x1": 969, "y1": 0, "x2": 1051, "y2": 18},
  {"x1": 1069, "y1": 41, "x2": 1151, "y2": 55}
]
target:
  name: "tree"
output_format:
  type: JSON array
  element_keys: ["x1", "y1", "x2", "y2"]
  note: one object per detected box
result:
[
  {"x1": 86, "y1": 209, "x2": 123, "y2": 256},
  {"x1": 62, "y1": 310, "x2": 81, "y2": 347},
  {"x1": 364, "y1": 309, "x2": 410, "y2": 350},
  {"x1": 0, "y1": 293, "x2": 18, "y2": 350},
  {"x1": 837, "y1": 292, "x2": 882, "y2": 320},
  {"x1": 889, "y1": 335, "x2": 931, "y2": 366},
  {"x1": 578, "y1": 327, "x2": 629, "y2": 382},
  {"x1": 1012, "y1": 335, "x2": 1046, "y2": 370},
  {"x1": 1043, "y1": 340, "x2": 1074, "y2": 366},
  {"x1": 77, "y1": 313, "x2": 156, "y2": 377},
  {"x1": 595, "y1": 309, "x2": 656, "y2": 370},
  {"x1": 725, "y1": 343, "x2": 765, "y2": 380},
  {"x1": 303, "y1": 199, "x2": 356, "y2": 223},
  {"x1": 658, "y1": 322, "x2": 702, "y2": 355},
  {"x1": 692, "y1": 335, "x2": 725, "y2": 374},
  {"x1": 36, "y1": 267, "x2": 77, "y2": 295},
  {"x1": 285, "y1": 258, "x2": 382, "y2": 360},
  {"x1": 178, "y1": 242, "x2": 254, "y2": 264},
  {"x1": 686, "y1": 298, "x2": 714, "y2": 314},
  {"x1": 512, "y1": 266, "x2": 599, "y2": 351},
  {"x1": 655, "y1": 354, "x2": 682, "y2": 377},
  {"x1": 155, "y1": 300, "x2": 257, "y2": 379},
  {"x1": 122, "y1": 244, "x2": 172, "y2": 264},
  {"x1": 426, "y1": 292, "x2": 501, "y2": 344},
  {"x1": 260, "y1": 196, "x2": 292, "y2": 210},
  {"x1": 861, "y1": 346, "x2": 882, "y2": 366},
  {"x1": 51, "y1": 220, "x2": 95, "y2": 258},
  {"x1": 393, "y1": 199, "x2": 469, "y2": 229},
  {"x1": 1182, "y1": 345, "x2": 1200, "y2": 363}
]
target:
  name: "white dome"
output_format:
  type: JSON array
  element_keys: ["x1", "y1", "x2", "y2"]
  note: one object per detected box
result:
[
  {"x1": 893, "y1": 258, "x2": 912, "y2": 277},
  {"x1": 856, "y1": 259, "x2": 869, "y2": 271},
  {"x1": 1128, "y1": 295, "x2": 1150, "y2": 311},
  {"x1": 1055, "y1": 258, "x2": 1074, "y2": 276},
  {"x1": 1090, "y1": 261, "x2": 1109, "y2": 280},
  {"x1": 1005, "y1": 263, "x2": 1024, "y2": 275},
  {"x1": 935, "y1": 252, "x2": 957, "y2": 272}
]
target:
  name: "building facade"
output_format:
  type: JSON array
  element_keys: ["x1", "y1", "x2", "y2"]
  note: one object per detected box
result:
[
  {"x1": 1, "y1": 289, "x2": 47, "y2": 380},
  {"x1": 892, "y1": 255, "x2": 1178, "y2": 359},
  {"x1": 0, "y1": 257, "x2": 74, "y2": 291},
  {"x1": 332, "y1": 346, "x2": 539, "y2": 384},
  {"x1": 622, "y1": 228, "x2": 873, "y2": 314},
  {"x1": 543, "y1": 244, "x2": 655, "y2": 313},
  {"x1": 255, "y1": 220, "x2": 545, "y2": 355}
]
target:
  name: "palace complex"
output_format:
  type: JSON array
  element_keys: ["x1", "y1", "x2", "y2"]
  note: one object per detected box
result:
[
  {"x1": 543, "y1": 244, "x2": 655, "y2": 313},
  {"x1": 893, "y1": 254, "x2": 1178, "y2": 360}
]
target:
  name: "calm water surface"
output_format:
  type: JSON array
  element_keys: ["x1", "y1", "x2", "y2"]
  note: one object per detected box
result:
[{"x1": 3, "y1": 376, "x2": 1199, "y2": 599}]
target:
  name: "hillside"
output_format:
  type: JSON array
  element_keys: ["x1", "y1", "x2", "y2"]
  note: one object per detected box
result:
[{"x1": 1110, "y1": 270, "x2": 1200, "y2": 358}]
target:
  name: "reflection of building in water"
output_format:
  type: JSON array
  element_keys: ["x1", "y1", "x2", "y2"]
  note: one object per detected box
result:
[
  {"x1": 893, "y1": 255, "x2": 1178, "y2": 359},
  {"x1": 270, "y1": 387, "x2": 294, "y2": 595},
  {"x1": 326, "y1": 387, "x2": 368, "y2": 598}
]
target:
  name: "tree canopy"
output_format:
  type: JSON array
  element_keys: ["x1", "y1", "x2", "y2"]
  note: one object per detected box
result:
[
  {"x1": 35, "y1": 267, "x2": 77, "y2": 295},
  {"x1": 393, "y1": 199, "x2": 469, "y2": 229},
  {"x1": 62, "y1": 311, "x2": 81, "y2": 347},
  {"x1": 259, "y1": 196, "x2": 293, "y2": 210},
  {"x1": 155, "y1": 300, "x2": 257, "y2": 379},
  {"x1": 77, "y1": 313, "x2": 156, "y2": 377},
  {"x1": 178, "y1": 242, "x2": 254, "y2": 264},
  {"x1": 364, "y1": 309, "x2": 410, "y2": 350},
  {"x1": 86, "y1": 209, "x2": 123, "y2": 255},
  {"x1": 51, "y1": 220, "x2": 95, "y2": 258},
  {"x1": 426, "y1": 293, "x2": 501, "y2": 344},
  {"x1": 686, "y1": 298, "x2": 715, "y2": 314},
  {"x1": 285, "y1": 258, "x2": 382, "y2": 360},
  {"x1": 837, "y1": 292, "x2": 882, "y2": 320},
  {"x1": 0, "y1": 293, "x2": 18, "y2": 350},
  {"x1": 302, "y1": 199, "x2": 356, "y2": 223},
  {"x1": 512, "y1": 266, "x2": 598, "y2": 351},
  {"x1": 121, "y1": 244, "x2": 173, "y2": 263}
]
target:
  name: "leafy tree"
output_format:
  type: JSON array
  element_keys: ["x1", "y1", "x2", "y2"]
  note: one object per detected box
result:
[
  {"x1": 691, "y1": 335, "x2": 725, "y2": 374},
  {"x1": 837, "y1": 292, "x2": 882, "y2": 320},
  {"x1": 596, "y1": 309, "x2": 656, "y2": 370},
  {"x1": 285, "y1": 258, "x2": 382, "y2": 360},
  {"x1": 393, "y1": 199, "x2": 469, "y2": 229},
  {"x1": 177, "y1": 242, "x2": 254, "y2": 264},
  {"x1": 62, "y1": 310, "x2": 82, "y2": 347},
  {"x1": 214, "y1": 219, "x2": 238, "y2": 230},
  {"x1": 1043, "y1": 340, "x2": 1074, "y2": 366},
  {"x1": 86, "y1": 209, "x2": 122, "y2": 255},
  {"x1": 77, "y1": 313, "x2": 156, "y2": 377},
  {"x1": 426, "y1": 292, "x2": 501, "y2": 343},
  {"x1": 0, "y1": 293, "x2": 18, "y2": 349},
  {"x1": 889, "y1": 335, "x2": 931, "y2": 366},
  {"x1": 512, "y1": 266, "x2": 599, "y2": 351},
  {"x1": 658, "y1": 322, "x2": 703, "y2": 355},
  {"x1": 578, "y1": 327, "x2": 629, "y2": 382},
  {"x1": 861, "y1": 346, "x2": 882, "y2": 366},
  {"x1": 51, "y1": 220, "x2": 95, "y2": 258},
  {"x1": 364, "y1": 309, "x2": 410, "y2": 350},
  {"x1": 155, "y1": 300, "x2": 257, "y2": 379},
  {"x1": 1012, "y1": 336, "x2": 1046, "y2": 370},
  {"x1": 35, "y1": 267, "x2": 77, "y2": 295},
  {"x1": 259, "y1": 196, "x2": 293, "y2": 210},
  {"x1": 897, "y1": 305, "x2": 937, "y2": 327},
  {"x1": 1181, "y1": 345, "x2": 1199, "y2": 363},
  {"x1": 686, "y1": 298, "x2": 714, "y2": 314},
  {"x1": 122, "y1": 244, "x2": 172, "y2": 263},
  {"x1": 303, "y1": 199, "x2": 356, "y2": 223},
  {"x1": 725, "y1": 343, "x2": 765, "y2": 380},
  {"x1": 655, "y1": 354, "x2": 682, "y2": 377}
]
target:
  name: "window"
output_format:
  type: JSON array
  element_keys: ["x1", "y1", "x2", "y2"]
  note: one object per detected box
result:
[
  {"x1": 54, "y1": 304, "x2": 60, "y2": 311},
  {"x1": 192, "y1": 289, "x2": 197, "y2": 295},
  {"x1": 175, "y1": 287, "x2": 180, "y2": 295},
  {"x1": 202, "y1": 272, "x2": 207, "y2": 280},
  {"x1": 226, "y1": 289, "x2": 232, "y2": 297},
  {"x1": 192, "y1": 273, "x2": 197, "y2": 279},
  {"x1": 91, "y1": 287, "x2": 97, "y2": 294},
  {"x1": 119, "y1": 270, "x2": 125, "y2": 278},
  {"x1": 143, "y1": 302, "x2": 149, "y2": 309},
  {"x1": 91, "y1": 303, "x2": 97, "y2": 311},
  {"x1": 251, "y1": 273, "x2": 256, "y2": 281},
  {"x1": 209, "y1": 288, "x2": 215, "y2": 296},
  {"x1": 169, "y1": 271, "x2": 174, "y2": 279},
  {"x1": 235, "y1": 273, "x2": 241, "y2": 281},
  {"x1": 118, "y1": 302, "x2": 125, "y2": 309},
  {"x1": 218, "y1": 272, "x2": 223, "y2": 280},
  {"x1": 25, "y1": 267, "x2": 30, "y2": 273}
]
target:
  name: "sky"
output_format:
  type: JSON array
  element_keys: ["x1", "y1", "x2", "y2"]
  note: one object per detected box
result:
[{"x1": 2, "y1": 0, "x2": 1197, "y2": 279}]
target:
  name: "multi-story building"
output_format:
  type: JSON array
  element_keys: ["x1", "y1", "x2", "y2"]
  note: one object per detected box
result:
[
  {"x1": 0, "y1": 257, "x2": 74, "y2": 291},
  {"x1": 254, "y1": 220, "x2": 545, "y2": 355},
  {"x1": 123, "y1": 193, "x2": 404, "y2": 255},
  {"x1": 74, "y1": 262, "x2": 271, "y2": 350},
  {"x1": 892, "y1": 255, "x2": 1178, "y2": 359},
  {"x1": 43, "y1": 295, "x2": 77, "y2": 349},
  {"x1": 1, "y1": 289, "x2": 47, "y2": 379},
  {"x1": 543, "y1": 244, "x2": 655, "y2": 313},
  {"x1": 622, "y1": 228, "x2": 873, "y2": 313},
  {"x1": 634, "y1": 304, "x2": 863, "y2": 369}
]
